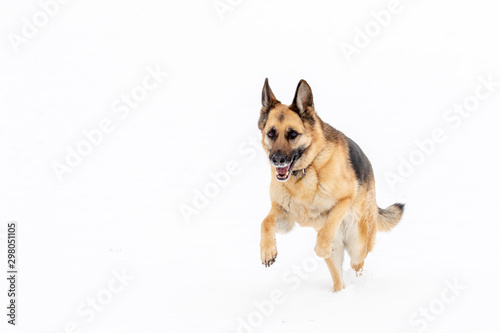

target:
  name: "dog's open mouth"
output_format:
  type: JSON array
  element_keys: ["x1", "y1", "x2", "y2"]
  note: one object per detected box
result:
[
  {"x1": 274, "y1": 156, "x2": 298, "y2": 182},
  {"x1": 275, "y1": 165, "x2": 291, "y2": 182}
]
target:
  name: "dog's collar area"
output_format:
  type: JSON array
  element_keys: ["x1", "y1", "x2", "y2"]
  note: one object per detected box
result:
[{"x1": 293, "y1": 168, "x2": 306, "y2": 183}]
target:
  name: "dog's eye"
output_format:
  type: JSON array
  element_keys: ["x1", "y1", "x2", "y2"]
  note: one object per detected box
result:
[
  {"x1": 267, "y1": 129, "x2": 276, "y2": 139},
  {"x1": 288, "y1": 130, "x2": 299, "y2": 140}
]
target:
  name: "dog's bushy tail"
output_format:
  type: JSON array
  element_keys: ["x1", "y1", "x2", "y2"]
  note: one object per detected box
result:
[{"x1": 377, "y1": 203, "x2": 405, "y2": 232}]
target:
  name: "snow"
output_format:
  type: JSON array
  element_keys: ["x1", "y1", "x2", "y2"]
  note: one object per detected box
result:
[{"x1": 1, "y1": 0, "x2": 499, "y2": 332}]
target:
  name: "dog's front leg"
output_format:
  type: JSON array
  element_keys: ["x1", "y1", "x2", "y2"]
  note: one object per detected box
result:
[
  {"x1": 314, "y1": 197, "x2": 353, "y2": 258},
  {"x1": 260, "y1": 205, "x2": 281, "y2": 267}
]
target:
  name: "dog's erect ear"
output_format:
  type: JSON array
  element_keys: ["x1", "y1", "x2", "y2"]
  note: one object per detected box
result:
[
  {"x1": 261, "y1": 78, "x2": 279, "y2": 109},
  {"x1": 259, "y1": 78, "x2": 280, "y2": 130},
  {"x1": 291, "y1": 80, "x2": 315, "y2": 122}
]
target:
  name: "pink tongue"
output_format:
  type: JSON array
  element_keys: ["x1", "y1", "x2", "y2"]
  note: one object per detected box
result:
[{"x1": 276, "y1": 165, "x2": 290, "y2": 175}]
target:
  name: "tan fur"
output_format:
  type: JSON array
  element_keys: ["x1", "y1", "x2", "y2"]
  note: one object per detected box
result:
[{"x1": 259, "y1": 79, "x2": 403, "y2": 292}]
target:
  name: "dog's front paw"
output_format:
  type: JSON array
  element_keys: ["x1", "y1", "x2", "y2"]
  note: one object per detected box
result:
[
  {"x1": 333, "y1": 281, "x2": 346, "y2": 292},
  {"x1": 260, "y1": 239, "x2": 277, "y2": 267},
  {"x1": 314, "y1": 242, "x2": 332, "y2": 258}
]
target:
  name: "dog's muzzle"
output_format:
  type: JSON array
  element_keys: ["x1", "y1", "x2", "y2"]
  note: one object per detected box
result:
[{"x1": 270, "y1": 152, "x2": 299, "y2": 182}]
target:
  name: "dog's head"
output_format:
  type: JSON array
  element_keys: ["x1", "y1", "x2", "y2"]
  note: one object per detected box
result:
[{"x1": 258, "y1": 79, "x2": 323, "y2": 182}]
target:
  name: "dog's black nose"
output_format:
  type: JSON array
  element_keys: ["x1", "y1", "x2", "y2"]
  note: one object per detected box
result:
[{"x1": 271, "y1": 152, "x2": 286, "y2": 165}]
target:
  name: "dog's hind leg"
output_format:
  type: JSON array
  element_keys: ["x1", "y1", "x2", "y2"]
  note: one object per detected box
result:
[
  {"x1": 346, "y1": 228, "x2": 367, "y2": 277},
  {"x1": 324, "y1": 234, "x2": 345, "y2": 292},
  {"x1": 346, "y1": 210, "x2": 376, "y2": 277}
]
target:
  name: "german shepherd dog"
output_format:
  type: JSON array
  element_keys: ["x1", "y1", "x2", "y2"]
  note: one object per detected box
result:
[{"x1": 258, "y1": 79, "x2": 404, "y2": 292}]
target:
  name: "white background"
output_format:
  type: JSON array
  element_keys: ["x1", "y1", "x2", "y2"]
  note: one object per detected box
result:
[{"x1": 1, "y1": 0, "x2": 499, "y2": 332}]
